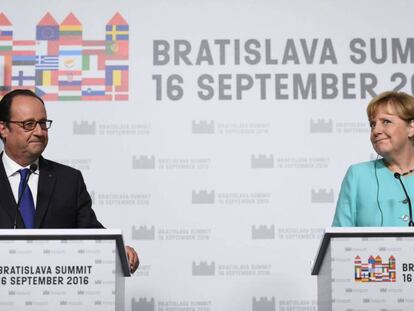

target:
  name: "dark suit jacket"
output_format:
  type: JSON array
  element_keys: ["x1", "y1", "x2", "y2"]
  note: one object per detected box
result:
[{"x1": 0, "y1": 154, "x2": 104, "y2": 229}]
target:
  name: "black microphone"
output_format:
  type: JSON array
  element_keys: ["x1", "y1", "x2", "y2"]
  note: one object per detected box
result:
[
  {"x1": 13, "y1": 164, "x2": 38, "y2": 229},
  {"x1": 394, "y1": 172, "x2": 414, "y2": 227}
]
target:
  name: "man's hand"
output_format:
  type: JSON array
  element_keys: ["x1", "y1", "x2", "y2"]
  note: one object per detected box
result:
[{"x1": 125, "y1": 245, "x2": 139, "y2": 273}]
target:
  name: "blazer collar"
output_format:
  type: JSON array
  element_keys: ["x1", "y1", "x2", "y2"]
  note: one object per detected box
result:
[{"x1": 0, "y1": 152, "x2": 20, "y2": 227}]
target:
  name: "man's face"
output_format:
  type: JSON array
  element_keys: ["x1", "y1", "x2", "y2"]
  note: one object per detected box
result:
[{"x1": 0, "y1": 95, "x2": 48, "y2": 166}]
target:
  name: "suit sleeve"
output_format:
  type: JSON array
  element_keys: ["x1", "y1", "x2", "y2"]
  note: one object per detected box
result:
[
  {"x1": 332, "y1": 166, "x2": 357, "y2": 227},
  {"x1": 76, "y1": 171, "x2": 104, "y2": 228}
]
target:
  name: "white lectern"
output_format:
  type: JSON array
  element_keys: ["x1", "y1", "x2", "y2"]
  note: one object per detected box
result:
[
  {"x1": 312, "y1": 227, "x2": 414, "y2": 311},
  {"x1": 0, "y1": 229, "x2": 130, "y2": 311}
]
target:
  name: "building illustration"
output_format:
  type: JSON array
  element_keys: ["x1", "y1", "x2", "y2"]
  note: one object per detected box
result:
[{"x1": 0, "y1": 12, "x2": 129, "y2": 101}]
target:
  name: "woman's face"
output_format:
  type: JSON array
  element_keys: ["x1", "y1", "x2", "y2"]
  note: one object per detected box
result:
[{"x1": 370, "y1": 104, "x2": 414, "y2": 159}]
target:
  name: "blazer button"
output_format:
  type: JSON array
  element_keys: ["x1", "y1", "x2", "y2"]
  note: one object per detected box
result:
[{"x1": 401, "y1": 215, "x2": 409, "y2": 222}]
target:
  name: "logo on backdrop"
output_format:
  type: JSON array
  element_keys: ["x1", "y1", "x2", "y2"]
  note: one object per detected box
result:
[
  {"x1": 0, "y1": 12, "x2": 129, "y2": 101},
  {"x1": 252, "y1": 297, "x2": 276, "y2": 311},
  {"x1": 251, "y1": 154, "x2": 274, "y2": 168},
  {"x1": 132, "y1": 226, "x2": 156, "y2": 240},
  {"x1": 310, "y1": 118, "x2": 370, "y2": 134},
  {"x1": 132, "y1": 298, "x2": 155, "y2": 311},
  {"x1": 73, "y1": 121, "x2": 152, "y2": 136},
  {"x1": 132, "y1": 155, "x2": 156, "y2": 169},
  {"x1": 192, "y1": 120, "x2": 215, "y2": 134},
  {"x1": 132, "y1": 298, "x2": 212, "y2": 311},
  {"x1": 131, "y1": 226, "x2": 212, "y2": 241},
  {"x1": 311, "y1": 188, "x2": 334, "y2": 203},
  {"x1": 310, "y1": 119, "x2": 333, "y2": 133},
  {"x1": 192, "y1": 261, "x2": 215, "y2": 276},
  {"x1": 192, "y1": 190, "x2": 215, "y2": 204},
  {"x1": 354, "y1": 255, "x2": 396, "y2": 282},
  {"x1": 73, "y1": 121, "x2": 96, "y2": 134},
  {"x1": 252, "y1": 225, "x2": 275, "y2": 240}
]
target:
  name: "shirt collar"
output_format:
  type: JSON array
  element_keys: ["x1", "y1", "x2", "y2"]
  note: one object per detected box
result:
[{"x1": 2, "y1": 152, "x2": 39, "y2": 177}]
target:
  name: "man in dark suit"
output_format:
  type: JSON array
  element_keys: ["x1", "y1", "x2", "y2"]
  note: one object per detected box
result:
[{"x1": 0, "y1": 89, "x2": 139, "y2": 272}]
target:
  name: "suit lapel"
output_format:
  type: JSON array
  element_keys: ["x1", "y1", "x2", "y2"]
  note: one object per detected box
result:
[
  {"x1": 35, "y1": 156, "x2": 56, "y2": 228},
  {"x1": 0, "y1": 152, "x2": 19, "y2": 226}
]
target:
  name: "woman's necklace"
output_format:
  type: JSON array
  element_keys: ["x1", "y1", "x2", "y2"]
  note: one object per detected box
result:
[
  {"x1": 382, "y1": 159, "x2": 414, "y2": 176},
  {"x1": 401, "y1": 168, "x2": 414, "y2": 176}
]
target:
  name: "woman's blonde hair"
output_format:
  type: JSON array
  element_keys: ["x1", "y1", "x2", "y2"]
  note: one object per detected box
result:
[{"x1": 367, "y1": 91, "x2": 414, "y2": 122}]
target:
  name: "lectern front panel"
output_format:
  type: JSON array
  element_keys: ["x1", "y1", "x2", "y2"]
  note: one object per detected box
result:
[{"x1": 0, "y1": 239, "x2": 118, "y2": 311}]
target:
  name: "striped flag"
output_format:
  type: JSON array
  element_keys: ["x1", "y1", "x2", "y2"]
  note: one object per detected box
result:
[
  {"x1": 12, "y1": 40, "x2": 36, "y2": 55},
  {"x1": 0, "y1": 29, "x2": 12, "y2": 41},
  {"x1": 12, "y1": 55, "x2": 36, "y2": 66},
  {"x1": 0, "y1": 13, "x2": 12, "y2": 41},
  {"x1": 36, "y1": 55, "x2": 58, "y2": 70}
]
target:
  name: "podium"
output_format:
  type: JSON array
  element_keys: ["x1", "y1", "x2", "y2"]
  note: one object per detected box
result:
[
  {"x1": 312, "y1": 227, "x2": 414, "y2": 311},
  {"x1": 0, "y1": 229, "x2": 130, "y2": 311}
]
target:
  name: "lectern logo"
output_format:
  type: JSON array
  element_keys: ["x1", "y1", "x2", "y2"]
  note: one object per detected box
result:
[{"x1": 354, "y1": 255, "x2": 396, "y2": 282}]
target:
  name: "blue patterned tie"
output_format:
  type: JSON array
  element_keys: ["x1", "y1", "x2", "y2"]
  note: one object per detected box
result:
[{"x1": 18, "y1": 168, "x2": 35, "y2": 228}]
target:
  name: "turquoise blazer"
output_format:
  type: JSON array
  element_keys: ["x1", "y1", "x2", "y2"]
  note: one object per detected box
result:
[{"x1": 332, "y1": 159, "x2": 414, "y2": 227}]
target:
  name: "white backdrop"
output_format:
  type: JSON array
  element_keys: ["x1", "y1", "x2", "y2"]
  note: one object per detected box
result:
[{"x1": 1, "y1": 0, "x2": 414, "y2": 310}]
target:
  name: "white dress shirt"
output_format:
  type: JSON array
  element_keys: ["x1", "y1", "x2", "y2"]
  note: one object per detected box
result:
[{"x1": 2, "y1": 152, "x2": 39, "y2": 207}]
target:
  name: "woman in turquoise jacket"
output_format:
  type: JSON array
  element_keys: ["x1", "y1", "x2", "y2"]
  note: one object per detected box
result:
[{"x1": 332, "y1": 91, "x2": 414, "y2": 227}]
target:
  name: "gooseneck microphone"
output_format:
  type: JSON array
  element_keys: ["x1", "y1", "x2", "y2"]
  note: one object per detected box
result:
[
  {"x1": 13, "y1": 164, "x2": 38, "y2": 229},
  {"x1": 394, "y1": 172, "x2": 414, "y2": 227}
]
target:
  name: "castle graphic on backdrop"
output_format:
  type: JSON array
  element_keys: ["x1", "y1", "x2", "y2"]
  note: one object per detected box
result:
[
  {"x1": 354, "y1": 255, "x2": 396, "y2": 282},
  {"x1": 0, "y1": 12, "x2": 128, "y2": 101}
]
